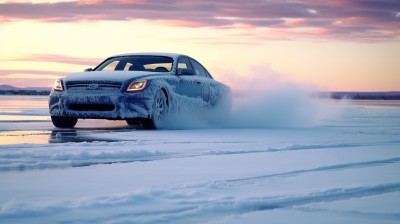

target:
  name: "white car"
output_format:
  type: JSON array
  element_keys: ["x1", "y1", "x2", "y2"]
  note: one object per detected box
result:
[{"x1": 49, "y1": 52, "x2": 231, "y2": 129}]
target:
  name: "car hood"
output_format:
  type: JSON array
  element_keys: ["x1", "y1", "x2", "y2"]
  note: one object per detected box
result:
[{"x1": 64, "y1": 71, "x2": 168, "y2": 82}]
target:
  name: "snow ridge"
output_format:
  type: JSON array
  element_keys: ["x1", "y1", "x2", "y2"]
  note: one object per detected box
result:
[
  {"x1": 1, "y1": 182, "x2": 400, "y2": 223},
  {"x1": 0, "y1": 142, "x2": 375, "y2": 171}
]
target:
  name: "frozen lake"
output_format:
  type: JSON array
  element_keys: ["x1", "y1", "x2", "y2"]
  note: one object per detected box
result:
[{"x1": 0, "y1": 95, "x2": 400, "y2": 223}]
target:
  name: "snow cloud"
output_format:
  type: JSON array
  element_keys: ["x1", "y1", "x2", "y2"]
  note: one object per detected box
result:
[
  {"x1": 164, "y1": 66, "x2": 344, "y2": 129},
  {"x1": 217, "y1": 67, "x2": 343, "y2": 129}
]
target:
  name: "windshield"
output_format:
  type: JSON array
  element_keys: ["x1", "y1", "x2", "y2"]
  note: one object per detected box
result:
[{"x1": 95, "y1": 56, "x2": 173, "y2": 72}]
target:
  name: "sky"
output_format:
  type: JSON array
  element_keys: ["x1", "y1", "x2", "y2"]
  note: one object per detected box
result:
[{"x1": 0, "y1": 0, "x2": 399, "y2": 91}]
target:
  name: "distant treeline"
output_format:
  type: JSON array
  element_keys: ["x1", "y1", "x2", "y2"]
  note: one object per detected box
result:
[
  {"x1": 1, "y1": 90, "x2": 400, "y2": 100},
  {"x1": 0, "y1": 90, "x2": 50, "y2": 96},
  {"x1": 330, "y1": 92, "x2": 400, "y2": 100}
]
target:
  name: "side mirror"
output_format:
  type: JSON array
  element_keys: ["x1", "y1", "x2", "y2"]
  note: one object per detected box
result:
[
  {"x1": 84, "y1": 68, "x2": 93, "y2": 72},
  {"x1": 178, "y1": 68, "x2": 195, "y2": 76}
]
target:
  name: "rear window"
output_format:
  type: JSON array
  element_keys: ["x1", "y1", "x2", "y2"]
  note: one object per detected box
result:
[{"x1": 95, "y1": 56, "x2": 173, "y2": 72}]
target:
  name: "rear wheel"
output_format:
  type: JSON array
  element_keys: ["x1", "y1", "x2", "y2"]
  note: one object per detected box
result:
[
  {"x1": 126, "y1": 119, "x2": 142, "y2": 128},
  {"x1": 142, "y1": 90, "x2": 168, "y2": 129},
  {"x1": 51, "y1": 116, "x2": 78, "y2": 128},
  {"x1": 126, "y1": 119, "x2": 140, "y2": 126}
]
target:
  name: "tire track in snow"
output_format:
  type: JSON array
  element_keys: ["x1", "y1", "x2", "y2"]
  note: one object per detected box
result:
[
  {"x1": 70, "y1": 142, "x2": 370, "y2": 168},
  {"x1": 224, "y1": 157, "x2": 400, "y2": 185},
  {"x1": 296, "y1": 207, "x2": 400, "y2": 221},
  {"x1": 2, "y1": 182, "x2": 400, "y2": 223},
  {"x1": 0, "y1": 142, "x2": 372, "y2": 171}
]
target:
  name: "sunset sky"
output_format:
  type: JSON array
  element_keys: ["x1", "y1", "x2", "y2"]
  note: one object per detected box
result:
[{"x1": 0, "y1": 0, "x2": 399, "y2": 91}]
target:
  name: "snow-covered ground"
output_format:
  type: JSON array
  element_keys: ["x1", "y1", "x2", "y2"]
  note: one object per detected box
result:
[{"x1": 0, "y1": 95, "x2": 400, "y2": 223}]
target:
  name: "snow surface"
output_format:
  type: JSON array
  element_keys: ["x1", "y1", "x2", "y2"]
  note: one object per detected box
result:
[{"x1": 0, "y1": 95, "x2": 400, "y2": 223}]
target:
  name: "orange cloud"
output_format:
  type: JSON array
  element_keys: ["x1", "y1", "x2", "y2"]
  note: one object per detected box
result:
[{"x1": 77, "y1": 0, "x2": 103, "y2": 5}]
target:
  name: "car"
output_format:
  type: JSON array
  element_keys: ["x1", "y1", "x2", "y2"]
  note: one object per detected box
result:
[{"x1": 49, "y1": 52, "x2": 231, "y2": 129}]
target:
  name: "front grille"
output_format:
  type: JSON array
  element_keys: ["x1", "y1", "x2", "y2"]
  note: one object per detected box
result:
[
  {"x1": 69, "y1": 104, "x2": 115, "y2": 111},
  {"x1": 66, "y1": 81, "x2": 122, "y2": 91}
]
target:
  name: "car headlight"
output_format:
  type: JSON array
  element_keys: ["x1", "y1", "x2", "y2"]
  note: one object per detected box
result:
[
  {"x1": 53, "y1": 79, "x2": 64, "y2": 91},
  {"x1": 127, "y1": 80, "x2": 147, "y2": 92}
]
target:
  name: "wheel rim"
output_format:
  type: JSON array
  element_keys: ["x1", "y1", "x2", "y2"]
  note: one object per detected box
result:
[{"x1": 153, "y1": 91, "x2": 167, "y2": 127}]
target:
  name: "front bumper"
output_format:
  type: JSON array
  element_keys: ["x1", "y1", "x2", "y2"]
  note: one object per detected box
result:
[{"x1": 49, "y1": 91, "x2": 152, "y2": 119}]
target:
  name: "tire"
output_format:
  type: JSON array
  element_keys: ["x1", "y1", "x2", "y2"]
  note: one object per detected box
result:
[
  {"x1": 126, "y1": 119, "x2": 142, "y2": 128},
  {"x1": 142, "y1": 90, "x2": 169, "y2": 129},
  {"x1": 126, "y1": 119, "x2": 140, "y2": 125},
  {"x1": 51, "y1": 116, "x2": 78, "y2": 128}
]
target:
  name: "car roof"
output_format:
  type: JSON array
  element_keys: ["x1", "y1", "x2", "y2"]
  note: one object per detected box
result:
[{"x1": 110, "y1": 52, "x2": 186, "y2": 60}]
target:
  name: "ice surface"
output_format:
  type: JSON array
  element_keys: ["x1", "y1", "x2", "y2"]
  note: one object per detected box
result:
[{"x1": 0, "y1": 96, "x2": 400, "y2": 223}]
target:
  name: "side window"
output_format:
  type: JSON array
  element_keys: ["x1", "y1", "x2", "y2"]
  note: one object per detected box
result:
[
  {"x1": 190, "y1": 59, "x2": 208, "y2": 78},
  {"x1": 177, "y1": 57, "x2": 193, "y2": 70},
  {"x1": 101, "y1": 60, "x2": 119, "y2": 71},
  {"x1": 123, "y1": 62, "x2": 134, "y2": 71}
]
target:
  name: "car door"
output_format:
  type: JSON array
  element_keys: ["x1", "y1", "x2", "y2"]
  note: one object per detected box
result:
[
  {"x1": 174, "y1": 56, "x2": 203, "y2": 99},
  {"x1": 188, "y1": 58, "x2": 214, "y2": 103}
]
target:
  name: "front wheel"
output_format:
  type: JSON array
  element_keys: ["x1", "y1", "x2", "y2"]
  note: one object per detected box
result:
[
  {"x1": 142, "y1": 90, "x2": 169, "y2": 129},
  {"x1": 51, "y1": 116, "x2": 78, "y2": 128}
]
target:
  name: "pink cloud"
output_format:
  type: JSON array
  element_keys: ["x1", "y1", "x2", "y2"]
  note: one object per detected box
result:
[
  {"x1": 4, "y1": 54, "x2": 102, "y2": 67},
  {"x1": 0, "y1": 0, "x2": 398, "y2": 41},
  {"x1": 0, "y1": 54, "x2": 106, "y2": 88},
  {"x1": 0, "y1": 69, "x2": 63, "y2": 88}
]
